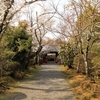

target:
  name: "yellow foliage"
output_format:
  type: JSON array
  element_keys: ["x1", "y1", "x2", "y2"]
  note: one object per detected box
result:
[{"x1": 61, "y1": 65, "x2": 100, "y2": 100}]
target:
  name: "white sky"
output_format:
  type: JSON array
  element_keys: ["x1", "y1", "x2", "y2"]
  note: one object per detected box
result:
[
  {"x1": 13, "y1": 0, "x2": 69, "y2": 39},
  {"x1": 39, "y1": 0, "x2": 69, "y2": 39},
  {"x1": 24, "y1": 0, "x2": 69, "y2": 39}
]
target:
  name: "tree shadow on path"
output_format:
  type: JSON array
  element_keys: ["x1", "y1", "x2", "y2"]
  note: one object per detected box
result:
[
  {"x1": 1, "y1": 92, "x2": 27, "y2": 100},
  {"x1": 1, "y1": 64, "x2": 76, "y2": 100}
]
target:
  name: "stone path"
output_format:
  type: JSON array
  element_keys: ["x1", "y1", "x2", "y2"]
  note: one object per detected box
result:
[{"x1": 2, "y1": 63, "x2": 76, "y2": 100}]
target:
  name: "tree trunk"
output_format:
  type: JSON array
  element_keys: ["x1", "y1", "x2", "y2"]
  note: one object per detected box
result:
[
  {"x1": 76, "y1": 61, "x2": 80, "y2": 73},
  {"x1": 24, "y1": 58, "x2": 30, "y2": 70},
  {"x1": 83, "y1": 54, "x2": 89, "y2": 77},
  {"x1": 35, "y1": 55, "x2": 38, "y2": 64},
  {"x1": 69, "y1": 64, "x2": 73, "y2": 68},
  {"x1": 0, "y1": 68, "x2": 2, "y2": 79},
  {"x1": 29, "y1": 45, "x2": 42, "y2": 59},
  {"x1": 24, "y1": 52, "x2": 31, "y2": 70}
]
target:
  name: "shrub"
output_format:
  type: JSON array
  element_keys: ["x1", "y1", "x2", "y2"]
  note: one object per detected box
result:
[{"x1": 73, "y1": 54, "x2": 85, "y2": 73}]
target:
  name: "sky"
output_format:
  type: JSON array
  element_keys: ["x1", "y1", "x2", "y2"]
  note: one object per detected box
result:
[
  {"x1": 13, "y1": 0, "x2": 69, "y2": 39},
  {"x1": 22, "y1": 0, "x2": 69, "y2": 39},
  {"x1": 38, "y1": 0, "x2": 69, "y2": 39}
]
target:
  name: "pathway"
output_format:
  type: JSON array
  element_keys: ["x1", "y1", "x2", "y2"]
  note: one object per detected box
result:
[{"x1": 2, "y1": 63, "x2": 76, "y2": 100}]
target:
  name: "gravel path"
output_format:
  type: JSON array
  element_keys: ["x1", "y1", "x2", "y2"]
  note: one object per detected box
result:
[{"x1": 3, "y1": 63, "x2": 76, "y2": 100}]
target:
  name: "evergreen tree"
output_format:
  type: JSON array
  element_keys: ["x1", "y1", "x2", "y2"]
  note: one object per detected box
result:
[{"x1": 0, "y1": 23, "x2": 32, "y2": 78}]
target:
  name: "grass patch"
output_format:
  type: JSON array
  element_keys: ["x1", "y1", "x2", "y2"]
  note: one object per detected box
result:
[
  {"x1": 0, "y1": 65, "x2": 40, "y2": 100},
  {"x1": 61, "y1": 65, "x2": 100, "y2": 100},
  {"x1": 23, "y1": 65, "x2": 40, "y2": 81}
]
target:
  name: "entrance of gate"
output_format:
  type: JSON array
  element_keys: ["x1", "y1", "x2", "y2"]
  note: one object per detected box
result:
[
  {"x1": 41, "y1": 45, "x2": 60, "y2": 64},
  {"x1": 47, "y1": 51, "x2": 58, "y2": 62}
]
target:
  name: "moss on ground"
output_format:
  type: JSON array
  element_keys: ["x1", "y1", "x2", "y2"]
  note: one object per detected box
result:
[
  {"x1": 61, "y1": 65, "x2": 100, "y2": 100},
  {"x1": 0, "y1": 65, "x2": 40, "y2": 100}
]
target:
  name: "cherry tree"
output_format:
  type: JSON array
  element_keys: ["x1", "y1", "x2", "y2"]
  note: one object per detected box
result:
[
  {"x1": 52, "y1": 0, "x2": 100, "y2": 76},
  {"x1": 0, "y1": 0, "x2": 46, "y2": 39}
]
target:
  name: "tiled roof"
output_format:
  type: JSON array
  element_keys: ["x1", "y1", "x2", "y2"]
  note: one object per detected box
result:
[{"x1": 41, "y1": 45, "x2": 60, "y2": 52}]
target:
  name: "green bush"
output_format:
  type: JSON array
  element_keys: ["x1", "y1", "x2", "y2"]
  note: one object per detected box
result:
[
  {"x1": 0, "y1": 24, "x2": 32, "y2": 79},
  {"x1": 59, "y1": 43, "x2": 75, "y2": 68},
  {"x1": 91, "y1": 55, "x2": 100, "y2": 79},
  {"x1": 73, "y1": 54, "x2": 85, "y2": 73}
]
